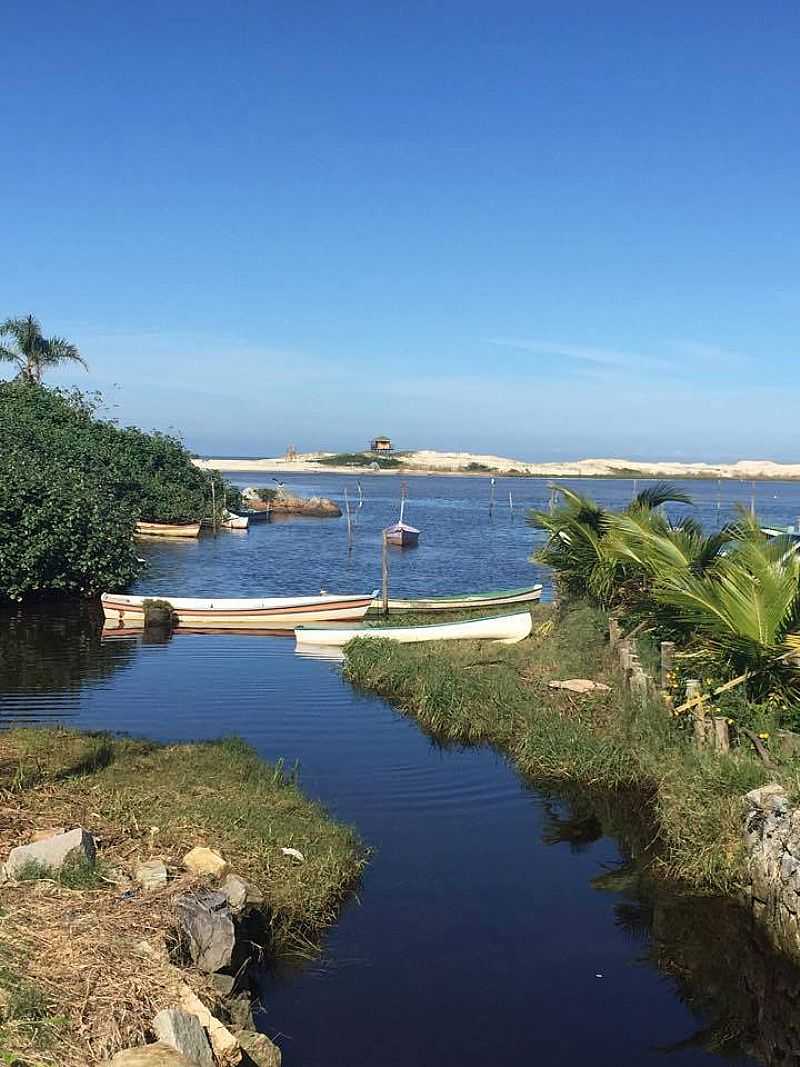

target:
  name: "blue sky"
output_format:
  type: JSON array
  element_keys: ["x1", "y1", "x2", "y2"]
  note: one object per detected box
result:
[{"x1": 2, "y1": 1, "x2": 799, "y2": 460}]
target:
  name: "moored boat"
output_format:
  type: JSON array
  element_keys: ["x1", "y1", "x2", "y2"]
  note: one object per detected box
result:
[
  {"x1": 101, "y1": 591, "x2": 378, "y2": 629},
  {"x1": 374, "y1": 583, "x2": 543, "y2": 613},
  {"x1": 384, "y1": 521, "x2": 420, "y2": 546},
  {"x1": 295, "y1": 610, "x2": 533, "y2": 648},
  {"x1": 384, "y1": 483, "x2": 419, "y2": 546},
  {"x1": 135, "y1": 521, "x2": 201, "y2": 538},
  {"x1": 221, "y1": 510, "x2": 249, "y2": 529}
]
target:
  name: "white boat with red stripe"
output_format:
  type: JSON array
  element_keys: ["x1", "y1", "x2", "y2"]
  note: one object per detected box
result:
[{"x1": 101, "y1": 591, "x2": 378, "y2": 629}]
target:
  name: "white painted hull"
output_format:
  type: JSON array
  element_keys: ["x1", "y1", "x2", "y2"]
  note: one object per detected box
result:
[
  {"x1": 374, "y1": 584, "x2": 543, "y2": 614},
  {"x1": 295, "y1": 610, "x2": 533, "y2": 648},
  {"x1": 221, "y1": 513, "x2": 249, "y2": 529},
  {"x1": 101, "y1": 592, "x2": 376, "y2": 629}
]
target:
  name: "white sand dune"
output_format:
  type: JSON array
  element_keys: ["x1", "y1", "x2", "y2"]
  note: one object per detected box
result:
[{"x1": 195, "y1": 451, "x2": 800, "y2": 480}]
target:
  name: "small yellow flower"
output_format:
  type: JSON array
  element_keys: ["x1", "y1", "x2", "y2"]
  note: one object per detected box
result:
[{"x1": 758, "y1": 732, "x2": 769, "y2": 740}]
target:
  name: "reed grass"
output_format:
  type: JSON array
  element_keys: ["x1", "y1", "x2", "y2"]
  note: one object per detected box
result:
[{"x1": 345, "y1": 603, "x2": 773, "y2": 895}]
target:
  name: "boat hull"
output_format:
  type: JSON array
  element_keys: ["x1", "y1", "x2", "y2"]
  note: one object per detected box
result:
[
  {"x1": 101, "y1": 592, "x2": 375, "y2": 629},
  {"x1": 374, "y1": 584, "x2": 543, "y2": 614},
  {"x1": 384, "y1": 522, "x2": 420, "y2": 546},
  {"x1": 296, "y1": 610, "x2": 533, "y2": 648},
  {"x1": 135, "y1": 521, "x2": 201, "y2": 538}
]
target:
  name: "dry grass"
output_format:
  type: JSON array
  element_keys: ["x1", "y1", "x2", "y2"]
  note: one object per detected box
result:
[{"x1": 0, "y1": 729, "x2": 366, "y2": 1066}]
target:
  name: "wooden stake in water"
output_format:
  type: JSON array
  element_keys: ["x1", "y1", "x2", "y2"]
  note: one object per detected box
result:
[
  {"x1": 210, "y1": 475, "x2": 217, "y2": 536},
  {"x1": 751, "y1": 479, "x2": 756, "y2": 517},
  {"x1": 381, "y1": 531, "x2": 389, "y2": 615},
  {"x1": 632, "y1": 478, "x2": 638, "y2": 500},
  {"x1": 716, "y1": 478, "x2": 721, "y2": 528},
  {"x1": 508, "y1": 489, "x2": 513, "y2": 514},
  {"x1": 344, "y1": 487, "x2": 352, "y2": 549},
  {"x1": 490, "y1": 477, "x2": 495, "y2": 513},
  {"x1": 548, "y1": 482, "x2": 556, "y2": 515}
]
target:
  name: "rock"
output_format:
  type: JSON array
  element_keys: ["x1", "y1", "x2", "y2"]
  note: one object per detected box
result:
[
  {"x1": 29, "y1": 826, "x2": 66, "y2": 842},
  {"x1": 136, "y1": 859, "x2": 169, "y2": 891},
  {"x1": 237, "y1": 1029, "x2": 282, "y2": 1067},
  {"x1": 220, "y1": 874, "x2": 264, "y2": 913},
  {"x1": 745, "y1": 784, "x2": 787, "y2": 809},
  {"x1": 3, "y1": 827, "x2": 95, "y2": 879},
  {"x1": 175, "y1": 891, "x2": 236, "y2": 973},
  {"x1": 179, "y1": 983, "x2": 243, "y2": 1066},
  {"x1": 228, "y1": 992, "x2": 255, "y2": 1031},
  {"x1": 183, "y1": 846, "x2": 229, "y2": 879},
  {"x1": 209, "y1": 972, "x2": 237, "y2": 997},
  {"x1": 152, "y1": 1008, "x2": 214, "y2": 1067},
  {"x1": 111, "y1": 1044, "x2": 198, "y2": 1066},
  {"x1": 547, "y1": 679, "x2": 612, "y2": 693}
]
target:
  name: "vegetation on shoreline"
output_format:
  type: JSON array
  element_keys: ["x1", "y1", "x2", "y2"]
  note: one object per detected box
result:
[
  {"x1": 532, "y1": 483, "x2": 800, "y2": 721},
  {"x1": 314, "y1": 451, "x2": 403, "y2": 469},
  {"x1": 345, "y1": 605, "x2": 776, "y2": 894},
  {"x1": 0, "y1": 381, "x2": 238, "y2": 603},
  {"x1": 0, "y1": 727, "x2": 365, "y2": 1065}
]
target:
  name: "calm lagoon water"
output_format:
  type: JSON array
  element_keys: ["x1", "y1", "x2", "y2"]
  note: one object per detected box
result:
[{"x1": 4, "y1": 475, "x2": 800, "y2": 1066}]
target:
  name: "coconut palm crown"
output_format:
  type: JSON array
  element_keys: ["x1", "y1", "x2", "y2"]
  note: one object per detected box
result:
[{"x1": 0, "y1": 315, "x2": 87, "y2": 383}]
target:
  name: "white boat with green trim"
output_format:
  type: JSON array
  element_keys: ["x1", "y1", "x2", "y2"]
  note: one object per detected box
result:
[
  {"x1": 295, "y1": 610, "x2": 533, "y2": 648},
  {"x1": 372, "y1": 583, "x2": 542, "y2": 614}
]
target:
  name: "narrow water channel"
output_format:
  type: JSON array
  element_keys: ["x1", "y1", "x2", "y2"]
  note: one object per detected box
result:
[
  {"x1": 5, "y1": 476, "x2": 800, "y2": 1065},
  {"x1": 2, "y1": 606, "x2": 797, "y2": 1066}
]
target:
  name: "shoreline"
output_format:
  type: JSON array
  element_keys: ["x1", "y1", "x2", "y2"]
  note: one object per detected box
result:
[{"x1": 194, "y1": 451, "x2": 800, "y2": 481}]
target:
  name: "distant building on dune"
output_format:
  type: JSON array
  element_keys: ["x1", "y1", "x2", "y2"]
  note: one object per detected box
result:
[{"x1": 370, "y1": 435, "x2": 393, "y2": 452}]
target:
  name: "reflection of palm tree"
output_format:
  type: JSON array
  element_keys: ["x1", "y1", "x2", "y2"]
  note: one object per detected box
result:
[{"x1": 0, "y1": 315, "x2": 87, "y2": 383}]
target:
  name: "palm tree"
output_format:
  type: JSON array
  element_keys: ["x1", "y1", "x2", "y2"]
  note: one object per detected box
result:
[{"x1": 0, "y1": 315, "x2": 87, "y2": 383}]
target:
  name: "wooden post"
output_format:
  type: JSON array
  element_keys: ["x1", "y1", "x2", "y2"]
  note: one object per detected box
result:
[
  {"x1": 509, "y1": 490, "x2": 513, "y2": 514},
  {"x1": 489, "y1": 477, "x2": 495, "y2": 515},
  {"x1": 685, "y1": 679, "x2": 705, "y2": 745},
  {"x1": 210, "y1": 476, "x2": 217, "y2": 535},
  {"x1": 609, "y1": 618, "x2": 621, "y2": 649},
  {"x1": 712, "y1": 717, "x2": 731, "y2": 753},
  {"x1": 344, "y1": 487, "x2": 352, "y2": 549},
  {"x1": 660, "y1": 641, "x2": 675, "y2": 690},
  {"x1": 381, "y1": 532, "x2": 389, "y2": 616}
]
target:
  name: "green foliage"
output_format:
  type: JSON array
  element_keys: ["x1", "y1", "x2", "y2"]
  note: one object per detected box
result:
[
  {"x1": 531, "y1": 482, "x2": 800, "y2": 707},
  {"x1": 315, "y1": 452, "x2": 401, "y2": 469},
  {"x1": 0, "y1": 381, "x2": 238, "y2": 601}
]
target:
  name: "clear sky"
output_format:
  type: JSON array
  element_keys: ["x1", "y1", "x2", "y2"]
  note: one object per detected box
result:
[{"x1": 3, "y1": 1, "x2": 799, "y2": 460}]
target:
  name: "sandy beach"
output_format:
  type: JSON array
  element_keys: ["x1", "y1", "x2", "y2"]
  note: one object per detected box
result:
[{"x1": 194, "y1": 450, "x2": 800, "y2": 480}]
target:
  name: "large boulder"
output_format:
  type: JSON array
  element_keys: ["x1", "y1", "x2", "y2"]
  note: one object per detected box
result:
[
  {"x1": 111, "y1": 1044, "x2": 198, "y2": 1065},
  {"x1": 3, "y1": 827, "x2": 95, "y2": 879},
  {"x1": 153, "y1": 1008, "x2": 214, "y2": 1067},
  {"x1": 175, "y1": 891, "x2": 235, "y2": 973}
]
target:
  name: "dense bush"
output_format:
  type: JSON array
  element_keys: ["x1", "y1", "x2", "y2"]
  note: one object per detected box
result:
[{"x1": 0, "y1": 381, "x2": 237, "y2": 601}]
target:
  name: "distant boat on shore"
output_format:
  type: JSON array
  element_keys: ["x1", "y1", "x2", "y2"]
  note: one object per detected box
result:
[{"x1": 135, "y1": 520, "x2": 201, "y2": 538}]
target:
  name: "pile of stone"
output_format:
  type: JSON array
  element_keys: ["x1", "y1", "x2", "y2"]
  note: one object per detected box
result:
[{"x1": 1, "y1": 830, "x2": 281, "y2": 1066}]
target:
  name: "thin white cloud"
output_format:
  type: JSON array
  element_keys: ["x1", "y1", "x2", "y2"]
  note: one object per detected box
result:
[{"x1": 485, "y1": 338, "x2": 669, "y2": 371}]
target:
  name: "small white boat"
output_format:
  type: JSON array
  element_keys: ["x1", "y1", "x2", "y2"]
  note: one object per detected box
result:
[
  {"x1": 374, "y1": 583, "x2": 543, "y2": 614},
  {"x1": 221, "y1": 510, "x2": 249, "y2": 530},
  {"x1": 295, "y1": 610, "x2": 533, "y2": 648},
  {"x1": 101, "y1": 591, "x2": 377, "y2": 629}
]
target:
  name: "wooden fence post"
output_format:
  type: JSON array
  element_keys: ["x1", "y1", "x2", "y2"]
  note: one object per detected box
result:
[
  {"x1": 685, "y1": 679, "x2": 705, "y2": 746},
  {"x1": 660, "y1": 641, "x2": 675, "y2": 691},
  {"x1": 381, "y1": 532, "x2": 389, "y2": 616},
  {"x1": 711, "y1": 717, "x2": 731, "y2": 753}
]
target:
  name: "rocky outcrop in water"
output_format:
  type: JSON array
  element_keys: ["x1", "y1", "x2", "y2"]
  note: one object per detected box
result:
[{"x1": 242, "y1": 487, "x2": 342, "y2": 518}]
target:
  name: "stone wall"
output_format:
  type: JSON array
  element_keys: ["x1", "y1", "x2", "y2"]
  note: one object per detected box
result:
[{"x1": 743, "y1": 784, "x2": 800, "y2": 958}]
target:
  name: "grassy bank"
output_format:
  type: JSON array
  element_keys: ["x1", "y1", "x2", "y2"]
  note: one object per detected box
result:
[
  {"x1": 345, "y1": 604, "x2": 785, "y2": 896},
  {"x1": 0, "y1": 728, "x2": 365, "y2": 1065}
]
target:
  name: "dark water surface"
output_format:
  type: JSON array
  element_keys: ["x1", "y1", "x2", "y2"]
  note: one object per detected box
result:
[{"x1": 4, "y1": 476, "x2": 800, "y2": 1066}]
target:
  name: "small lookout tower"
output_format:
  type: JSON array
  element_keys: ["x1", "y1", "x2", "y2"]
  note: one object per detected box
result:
[{"x1": 370, "y1": 435, "x2": 393, "y2": 453}]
